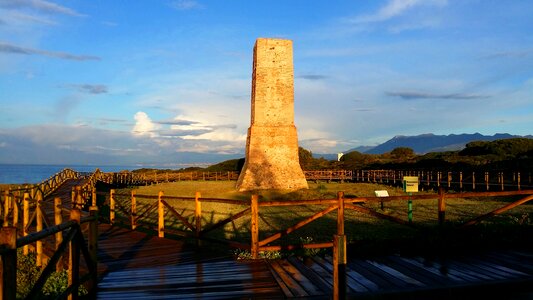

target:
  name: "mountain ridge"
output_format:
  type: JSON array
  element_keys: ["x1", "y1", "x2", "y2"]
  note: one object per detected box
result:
[{"x1": 316, "y1": 133, "x2": 533, "y2": 158}]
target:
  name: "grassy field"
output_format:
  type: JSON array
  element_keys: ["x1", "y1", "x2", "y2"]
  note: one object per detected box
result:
[{"x1": 107, "y1": 181, "x2": 532, "y2": 256}]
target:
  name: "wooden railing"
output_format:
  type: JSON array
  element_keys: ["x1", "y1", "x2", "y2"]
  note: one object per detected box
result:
[
  {"x1": 102, "y1": 169, "x2": 532, "y2": 192},
  {"x1": 351, "y1": 169, "x2": 532, "y2": 191},
  {"x1": 104, "y1": 188, "x2": 533, "y2": 252},
  {"x1": 102, "y1": 188, "x2": 532, "y2": 297},
  {"x1": 1, "y1": 176, "x2": 100, "y2": 299},
  {"x1": 0, "y1": 207, "x2": 98, "y2": 299}
]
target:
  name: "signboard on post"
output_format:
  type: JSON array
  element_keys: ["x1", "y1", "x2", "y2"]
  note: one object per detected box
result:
[{"x1": 403, "y1": 176, "x2": 419, "y2": 193}]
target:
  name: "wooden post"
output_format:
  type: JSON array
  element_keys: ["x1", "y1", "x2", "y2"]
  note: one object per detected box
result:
[
  {"x1": 36, "y1": 192, "x2": 43, "y2": 267},
  {"x1": 194, "y1": 192, "x2": 202, "y2": 241},
  {"x1": 485, "y1": 172, "x2": 489, "y2": 191},
  {"x1": 333, "y1": 235, "x2": 347, "y2": 300},
  {"x1": 333, "y1": 191, "x2": 347, "y2": 299},
  {"x1": 500, "y1": 172, "x2": 504, "y2": 191},
  {"x1": 88, "y1": 206, "x2": 98, "y2": 295},
  {"x1": 23, "y1": 192, "x2": 30, "y2": 255},
  {"x1": 0, "y1": 227, "x2": 17, "y2": 300},
  {"x1": 54, "y1": 197, "x2": 63, "y2": 270},
  {"x1": 76, "y1": 186, "x2": 82, "y2": 209},
  {"x1": 71, "y1": 187, "x2": 76, "y2": 207},
  {"x1": 131, "y1": 190, "x2": 137, "y2": 230},
  {"x1": 337, "y1": 192, "x2": 344, "y2": 235},
  {"x1": 447, "y1": 172, "x2": 451, "y2": 188},
  {"x1": 459, "y1": 172, "x2": 463, "y2": 190},
  {"x1": 250, "y1": 194, "x2": 259, "y2": 259},
  {"x1": 11, "y1": 194, "x2": 18, "y2": 227},
  {"x1": 158, "y1": 191, "x2": 164, "y2": 238},
  {"x1": 438, "y1": 187, "x2": 446, "y2": 225},
  {"x1": 92, "y1": 190, "x2": 97, "y2": 207},
  {"x1": 517, "y1": 172, "x2": 521, "y2": 191},
  {"x1": 110, "y1": 189, "x2": 115, "y2": 225},
  {"x1": 69, "y1": 209, "x2": 81, "y2": 300},
  {"x1": 2, "y1": 191, "x2": 8, "y2": 227},
  {"x1": 472, "y1": 171, "x2": 476, "y2": 190}
]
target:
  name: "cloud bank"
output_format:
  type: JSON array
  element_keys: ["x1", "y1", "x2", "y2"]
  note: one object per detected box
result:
[{"x1": 0, "y1": 42, "x2": 100, "y2": 61}]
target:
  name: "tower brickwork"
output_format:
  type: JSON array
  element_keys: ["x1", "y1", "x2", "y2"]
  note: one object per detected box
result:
[{"x1": 236, "y1": 38, "x2": 308, "y2": 191}]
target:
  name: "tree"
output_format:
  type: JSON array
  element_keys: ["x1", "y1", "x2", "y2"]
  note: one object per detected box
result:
[
  {"x1": 390, "y1": 147, "x2": 415, "y2": 159},
  {"x1": 340, "y1": 151, "x2": 377, "y2": 169},
  {"x1": 298, "y1": 147, "x2": 314, "y2": 170}
]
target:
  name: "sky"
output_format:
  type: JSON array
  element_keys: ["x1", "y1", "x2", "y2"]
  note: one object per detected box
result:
[{"x1": 0, "y1": 0, "x2": 532, "y2": 166}]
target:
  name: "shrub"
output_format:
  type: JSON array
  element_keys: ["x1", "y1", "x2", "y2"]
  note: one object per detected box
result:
[{"x1": 16, "y1": 250, "x2": 88, "y2": 299}]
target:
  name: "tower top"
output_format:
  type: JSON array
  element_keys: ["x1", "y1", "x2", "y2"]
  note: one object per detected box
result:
[{"x1": 250, "y1": 38, "x2": 294, "y2": 126}]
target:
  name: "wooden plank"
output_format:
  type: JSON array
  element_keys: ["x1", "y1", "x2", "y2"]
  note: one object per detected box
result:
[
  {"x1": 268, "y1": 260, "x2": 308, "y2": 297},
  {"x1": 443, "y1": 259, "x2": 504, "y2": 281},
  {"x1": 348, "y1": 259, "x2": 405, "y2": 290},
  {"x1": 307, "y1": 255, "x2": 371, "y2": 293},
  {"x1": 365, "y1": 260, "x2": 425, "y2": 287},
  {"x1": 412, "y1": 258, "x2": 482, "y2": 282},
  {"x1": 321, "y1": 256, "x2": 379, "y2": 292},
  {"x1": 457, "y1": 257, "x2": 527, "y2": 279},
  {"x1": 381, "y1": 256, "x2": 455, "y2": 286},
  {"x1": 287, "y1": 256, "x2": 332, "y2": 294},
  {"x1": 266, "y1": 261, "x2": 294, "y2": 297},
  {"x1": 277, "y1": 259, "x2": 323, "y2": 295},
  {"x1": 483, "y1": 253, "x2": 533, "y2": 274}
]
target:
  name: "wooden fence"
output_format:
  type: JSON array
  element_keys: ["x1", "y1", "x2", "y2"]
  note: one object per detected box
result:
[
  {"x1": 3, "y1": 179, "x2": 531, "y2": 298},
  {"x1": 105, "y1": 188, "x2": 532, "y2": 251},
  {"x1": 111, "y1": 169, "x2": 533, "y2": 192},
  {"x1": 100, "y1": 187, "x2": 533, "y2": 297},
  {"x1": 351, "y1": 169, "x2": 532, "y2": 191},
  {"x1": 0, "y1": 206, "x2": 98, "y2": 299}
]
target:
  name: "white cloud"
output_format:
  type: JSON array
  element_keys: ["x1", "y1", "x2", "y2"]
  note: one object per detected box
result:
[
  {"x1": 0, "y1": 0, "x2": 85, "y2": 17},
  {"x1": 169, "y1": 0, "x2": 204, "y2": 11},
  {"x1": 0, "y1": 42, "x2": 101, "y2": 61},
  {"x1": 132, "y1": 112, "x2": 160, "y2": 138},
  {"x1": 353, "y1": 0, "x2": 447, "y2": 23}
]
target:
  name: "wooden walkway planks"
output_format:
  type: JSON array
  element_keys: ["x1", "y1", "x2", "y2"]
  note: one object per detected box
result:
[
  {"x1": 267, "y1": 251, "x2": 533, "y2": 298},
  {"x1": 96, "y1": 225, "x2": 284, "y2": 299},
  {"x1": 95, "y1": 224, "x2": 533, "y2": 299}
]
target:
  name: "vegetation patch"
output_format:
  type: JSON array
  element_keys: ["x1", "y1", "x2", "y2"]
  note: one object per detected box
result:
[{"x1": 16, "y1": 250, "x2": 88, "y2": 299}]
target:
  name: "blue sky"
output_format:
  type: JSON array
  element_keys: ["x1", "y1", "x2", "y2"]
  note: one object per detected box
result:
[{"x1": 1, "y1": 0, "x2": 532, "y2": 166}]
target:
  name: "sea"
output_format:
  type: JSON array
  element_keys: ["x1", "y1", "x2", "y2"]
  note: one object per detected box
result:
[{"x1": 0, "y1": 164, "x2": 167, "y2": 184}]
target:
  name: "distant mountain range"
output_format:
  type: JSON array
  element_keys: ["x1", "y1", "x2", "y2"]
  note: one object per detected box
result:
[{"x1": 315, "y1": 133, "x2": 532, "y2": 159}]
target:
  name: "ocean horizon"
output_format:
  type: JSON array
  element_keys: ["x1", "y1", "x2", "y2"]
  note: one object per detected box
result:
[{"x1": 0, "y1": 164, "x2": 179, "y2": 184}]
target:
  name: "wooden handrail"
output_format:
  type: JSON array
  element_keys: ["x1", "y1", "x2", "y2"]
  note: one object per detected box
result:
[{"x1": 1, "y1": 208, "x2": 99, "y2": 299}]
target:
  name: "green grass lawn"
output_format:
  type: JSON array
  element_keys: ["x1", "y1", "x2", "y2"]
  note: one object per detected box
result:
[{"x1": 109, "y1": 181, "x2": 532, "y2": 256}]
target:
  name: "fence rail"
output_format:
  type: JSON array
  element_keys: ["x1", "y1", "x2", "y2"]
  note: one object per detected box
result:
[
  {"x1": 3, "y1": 171, "x2": 531, "y2": 299},
  {"x1": 102, "y1": 187, "x2": 533, "y2": 297},
  {"x1": 105, "y1": 188, "x2": 533, "y2": 254},
  {"x1": 0, "y1": 208, "x2": 98, "y2": 300},
  {"x1": 99, "y1": 169, "x2": 533, "y2": 192}
]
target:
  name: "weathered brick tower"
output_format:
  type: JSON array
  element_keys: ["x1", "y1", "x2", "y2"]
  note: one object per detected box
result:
[{"x1": 236, "y1": 38, "x2": 308, "y2": 191}]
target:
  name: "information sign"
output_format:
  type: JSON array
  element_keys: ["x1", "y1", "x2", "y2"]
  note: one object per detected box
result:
[{"x1": 403, "y1": 176, "x2": 419, "y2": 193}]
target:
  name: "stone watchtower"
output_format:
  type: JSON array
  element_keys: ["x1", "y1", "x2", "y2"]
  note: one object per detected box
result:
[{"x1": 236, "y1": 38, "x2": 308, "y2": 191}]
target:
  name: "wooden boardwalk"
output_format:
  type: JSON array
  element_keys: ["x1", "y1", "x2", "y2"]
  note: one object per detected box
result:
[
  {"x1": 95, "y1": 225, "x2": 533, "y2": 299},
  {"x1": 96, "y1": 225, "x2": 284, "y2": 299},
  {"x1": 269, "y1": 251, "x2": 533, "y2": 299},
  {"x1": 30, "y1": 179, "x2": 533, "y2": 298}
]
